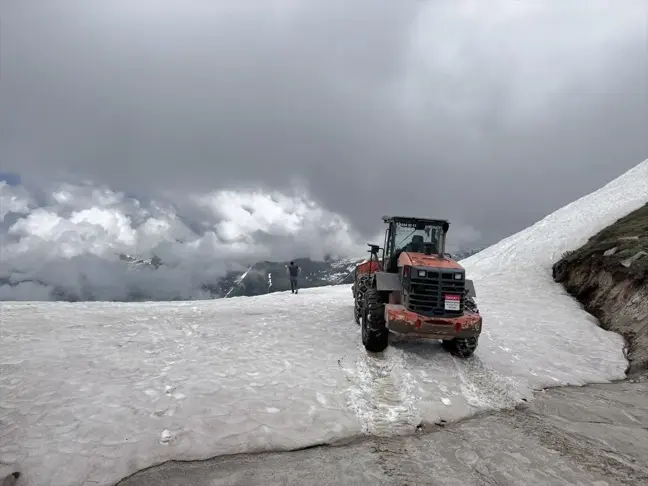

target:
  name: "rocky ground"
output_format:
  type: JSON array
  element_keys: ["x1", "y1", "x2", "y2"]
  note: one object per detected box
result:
[{"x1": 118, "y1": 376, "x2": 648, "y2": 486}]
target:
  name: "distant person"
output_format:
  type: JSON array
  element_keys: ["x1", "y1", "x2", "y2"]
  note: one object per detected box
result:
[{"x1": 287, "y1": 261, "x2": 301, "y2": 294}]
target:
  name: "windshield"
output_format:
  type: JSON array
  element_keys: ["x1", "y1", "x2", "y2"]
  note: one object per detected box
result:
[{"x1": 393, "y1": 222, "x2": 442, "y2": 253}]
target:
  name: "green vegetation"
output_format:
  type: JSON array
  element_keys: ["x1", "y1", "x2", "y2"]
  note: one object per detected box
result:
[{"x1": 558, "y1": 203, "x2": 648, "y2": 282}]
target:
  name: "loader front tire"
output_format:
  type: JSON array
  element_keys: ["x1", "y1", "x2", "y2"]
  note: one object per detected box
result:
[
  {"x1": 442, "y1": 336, "x2": 478, "y2": 358},
  {"x1": 362, "y1": 288, "x2": 388, "y2": 353}
]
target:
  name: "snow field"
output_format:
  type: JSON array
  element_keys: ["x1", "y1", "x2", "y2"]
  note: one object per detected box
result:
[
  {"x1": 462, "y1": 158, "x2": 648, "y2": 386},
  {"x1": 1, "y1": 159, "x2": 647, "y2": 486}
]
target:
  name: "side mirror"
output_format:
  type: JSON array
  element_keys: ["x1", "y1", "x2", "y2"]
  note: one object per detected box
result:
[{"x1": 444, "y1": 253, "x2": 453, "y2": 259}]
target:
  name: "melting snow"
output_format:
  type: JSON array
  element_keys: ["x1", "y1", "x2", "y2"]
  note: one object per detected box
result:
[
  {"x1": 1, "y1": 160, "x2": 647, "y2": 485},
  {"x1": 224, "y1": 263, "x2": 256, "y2": 297}
]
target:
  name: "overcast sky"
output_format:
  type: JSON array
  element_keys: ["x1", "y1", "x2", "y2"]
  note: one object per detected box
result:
[{"x1": 2, "y1": 0, "x2": 647, "y2": 248}]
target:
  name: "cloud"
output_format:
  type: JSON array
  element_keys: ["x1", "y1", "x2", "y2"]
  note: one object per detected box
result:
[
  {"x1": 0, "y1": 179, "x2": 365, "y2": 300},
  {"x1": 0, "y1": 0, "x2": 646, "y2": 283}
]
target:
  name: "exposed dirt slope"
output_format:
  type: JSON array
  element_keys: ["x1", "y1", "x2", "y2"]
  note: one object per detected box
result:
[{"x1": 553, "y1": 202, "x2": 648, "y2": 375}]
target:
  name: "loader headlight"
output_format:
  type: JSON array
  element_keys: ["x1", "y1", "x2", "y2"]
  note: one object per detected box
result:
[
  {"x1": 454, "y1": 273, "x2": 463, "y2": 280},
  {"x1": 418, "y1": 270, "x2": 426, "y2": 277}
]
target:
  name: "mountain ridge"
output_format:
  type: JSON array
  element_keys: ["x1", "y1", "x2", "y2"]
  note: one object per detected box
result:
[
  {"x1": 220, "y1": 247, "x2": 485, "y2": 298},
  {"x1": 0, "y1": 248, "x2": 485, "y2": 301}
]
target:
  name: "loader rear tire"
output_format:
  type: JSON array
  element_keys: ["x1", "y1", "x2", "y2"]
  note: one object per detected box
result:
[
  {"x1": 353, "y1": 273, "x2": 370, "y2": 325},
  {"x1": 362, "y1": 288, "x2": 388, "y2": 353},
  {"x1": 442, "y1": 336, "x2": 478, "y2": 358},
  {"x1": 354, "y1": 304, "x2": 362, "y2": 325}
]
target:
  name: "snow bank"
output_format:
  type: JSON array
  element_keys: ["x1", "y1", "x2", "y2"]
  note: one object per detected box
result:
[
  {"x1": 460, "y1": 158, "x2": 648, "y2": 387},
  {"x1": 463, "y1": 158, "x2": 648, "y2": 273},
  {"x1": 1, "y1": 160, "x2": 647, "y2": 485}
]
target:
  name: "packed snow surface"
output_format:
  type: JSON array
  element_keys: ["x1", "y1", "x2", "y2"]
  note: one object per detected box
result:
[{"x1": 1, "y1": 160, "x2": 647, "y2": 486}]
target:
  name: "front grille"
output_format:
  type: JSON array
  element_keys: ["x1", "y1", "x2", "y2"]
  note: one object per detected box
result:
[{"x1": 404, "y1": 270, "x2": 465, "y2": 317}]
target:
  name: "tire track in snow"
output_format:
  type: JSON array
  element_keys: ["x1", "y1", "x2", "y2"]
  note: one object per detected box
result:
[
  {"x1": 393, "y1": 336, "x2": 530, "y2": 413},
  {"x1": 451, "y1": 354, "x2": 531, "y2": 411},
  {"x1": 340, "y1": 331, "x2": 530, "y2": 437},
  {"x1": 339, "y1": 346, "x2": 421, "y2": 436}
]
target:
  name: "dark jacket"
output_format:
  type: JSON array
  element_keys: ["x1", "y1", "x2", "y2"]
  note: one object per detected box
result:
[{"x1": 288, "y1": 264, "x2": 300, "y2": 277}]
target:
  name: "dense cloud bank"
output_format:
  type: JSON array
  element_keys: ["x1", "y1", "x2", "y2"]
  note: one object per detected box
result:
[{"x1": 0, "y1": 179, "x2": 366, "y2": 301}]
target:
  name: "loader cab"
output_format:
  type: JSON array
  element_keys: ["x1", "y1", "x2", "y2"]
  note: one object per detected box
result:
[{"x1": 381, "y1": 216, "x2": 449, "y2": 272}]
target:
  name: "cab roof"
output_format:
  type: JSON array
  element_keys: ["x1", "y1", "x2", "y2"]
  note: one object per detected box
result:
[{"x1": 381, "y1": 215, "x2": 450, "y2": 226}]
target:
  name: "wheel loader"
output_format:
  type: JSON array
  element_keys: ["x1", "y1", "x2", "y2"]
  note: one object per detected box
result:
[{"x1": 351, "y1": 216, "x2": 482, "y2": 356}]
